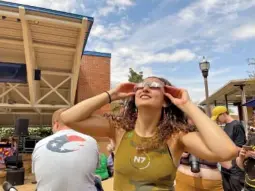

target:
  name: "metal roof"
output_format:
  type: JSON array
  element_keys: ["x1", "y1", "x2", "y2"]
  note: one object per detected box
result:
[
  {"x1": 200, "y1": 78, "x2": 255, "y2": 105},
  {"x1": 0, "y1": 1, "x2": 94, "y2": 126},
  {"x1": 83, "y1": 51, "x2": 111, "y2": 58}
]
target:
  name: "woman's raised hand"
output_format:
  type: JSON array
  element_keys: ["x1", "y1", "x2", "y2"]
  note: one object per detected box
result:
[
  {"x1": 108, "y1": 82, "x2": 136, "y2": 101},
  {"x1": 164, "y1": 85, "x2": 191, "y2": 107}
]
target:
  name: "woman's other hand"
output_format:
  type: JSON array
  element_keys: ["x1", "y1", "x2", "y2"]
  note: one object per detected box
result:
[
  {"x1": 164, "y1": 86, "x2": 190, "y2": 108},
  {"x1": 239, "y1": 148, "x2": 247, "y2": 159}
]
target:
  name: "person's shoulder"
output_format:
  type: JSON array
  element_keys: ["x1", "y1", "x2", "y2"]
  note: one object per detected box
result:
[
  {"x1": 227, "y1": 120, "x2": 242, "y2": 128},
  {"x1": 233, "y1": 120, "x2": 243, "y2": 125},
  {"x1": 232, "y1": 120, "x2": 245, "y2": 129},
  {"x1": 32, "y1": 134, "x2": 55, "y2": 157},
  {"x1": 35, "y1": 134, "x2": 55, "y2": 147}
]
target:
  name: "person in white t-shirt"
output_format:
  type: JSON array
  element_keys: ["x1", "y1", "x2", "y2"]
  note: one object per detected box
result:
[{"x1": 32, "y1": 108, "x2": 99, "y2": 191}]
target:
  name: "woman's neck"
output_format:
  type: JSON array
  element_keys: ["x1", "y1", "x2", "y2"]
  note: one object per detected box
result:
[{"x1": 135, "y1": 108, "x2": 162, "y2": 137}]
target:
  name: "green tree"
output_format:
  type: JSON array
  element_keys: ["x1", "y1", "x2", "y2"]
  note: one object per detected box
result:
[{"x1": 128, "y1": 68, "x2": 143, "y2": 83}]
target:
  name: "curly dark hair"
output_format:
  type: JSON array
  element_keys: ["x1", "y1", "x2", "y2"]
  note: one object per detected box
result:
[{"x1": 105, "y1": 77, "x2": 189, "y2": 152}]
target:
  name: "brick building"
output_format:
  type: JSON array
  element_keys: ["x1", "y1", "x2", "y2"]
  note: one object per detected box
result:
[{"x1": 76, "y1": 51, "x2": 111, "y2": 114}]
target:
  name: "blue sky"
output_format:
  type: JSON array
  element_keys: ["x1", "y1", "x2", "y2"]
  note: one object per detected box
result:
[{"x1": 6, "y1": 0, "x2": 255, "y2": 102}]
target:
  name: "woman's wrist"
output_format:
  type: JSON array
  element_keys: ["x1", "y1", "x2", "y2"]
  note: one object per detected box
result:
[
  {"x1": 178, "y1": 100, "x2": 194, "y2": 113},
  {"x1": 107, "y1": 89, "x2": 118, "y2": 102}
]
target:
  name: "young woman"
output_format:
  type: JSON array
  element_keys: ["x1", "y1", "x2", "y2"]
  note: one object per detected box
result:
[
  {"x1": 61, "y1": 77, "x2": 237, "y2": 191},
  {"x1": 175, "y1": 107, "x2": 223, "y2": 191}
]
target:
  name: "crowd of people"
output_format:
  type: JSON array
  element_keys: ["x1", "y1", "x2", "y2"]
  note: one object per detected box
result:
[{"x1": 31, "y1": 76, "x2": 255, "y2": 191}]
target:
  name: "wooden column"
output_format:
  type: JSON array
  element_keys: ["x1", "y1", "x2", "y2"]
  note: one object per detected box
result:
[
  {"x1": 225, "y1": 94, "x2": 229, "y2": 111},
  {"x1": 240, "y1": 85, "x2": 248, "y2": 133}
]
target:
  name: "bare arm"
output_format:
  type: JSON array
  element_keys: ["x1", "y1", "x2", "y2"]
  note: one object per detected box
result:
[
  {"x1": 236, "y1": 157, "x2": 245, "y2": 170},
  {"x1": 61, "y1": 83, "x2": 135, "y2": 138},
  {"x1": 180, "y1": 101, "x2": 238, "y2": 161},
  {"x1": 219, "y1": 146, "x2": 242, "y2": 169},
  {"x1": 61, "y1": 92, "x2": 113, "y2": 137},
  {"x1": 236, "y1": 148, "x2": 251, "y2": 170}
]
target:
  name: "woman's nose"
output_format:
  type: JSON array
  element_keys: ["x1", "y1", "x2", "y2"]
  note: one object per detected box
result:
[{"x1": 142, "y1": 85, "x2": 150, "y2": 92}]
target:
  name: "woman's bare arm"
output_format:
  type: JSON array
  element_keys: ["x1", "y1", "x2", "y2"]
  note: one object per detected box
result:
[
  {"x1": 60, "y1": 83, "x2": 135, "y2": 138},
  {"x1": 236, "y1": 157, "x2": 245, "y2": 170},
  {"x1": 236, "y1": 148, "x2": 248, "y2": 170},
  {"x1": 180, "y1": 101, "x2": 238, "y2": 161},
  {"x1": 61, "y1": 92, "x2": 113, "y2": 137}
]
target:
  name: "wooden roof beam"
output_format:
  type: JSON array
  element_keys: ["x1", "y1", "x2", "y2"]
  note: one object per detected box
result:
[
  {"x1": 70, "y1": 18, "x2": 87, "y2": 105},
  {"x1": 0, "y1": 38, "x2": 76, "y2": 52},
  {"x1": 19, "y1": 6, "x2": 41, "y2": 113}
]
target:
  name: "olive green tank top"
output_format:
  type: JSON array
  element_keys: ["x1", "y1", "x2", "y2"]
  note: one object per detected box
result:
[{"x1": 114, "y1": 130, "x2": 176, "y2": 191}]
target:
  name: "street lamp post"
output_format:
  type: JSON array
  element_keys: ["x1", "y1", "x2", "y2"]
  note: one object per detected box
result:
[{"x1": 199, "y1": 57, "x2": 211, "y2": 117}]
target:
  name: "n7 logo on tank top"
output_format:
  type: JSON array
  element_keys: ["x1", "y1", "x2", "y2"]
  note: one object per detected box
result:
[{"x1": 130, "y1": 152, "x2": 151, "y2": 170}]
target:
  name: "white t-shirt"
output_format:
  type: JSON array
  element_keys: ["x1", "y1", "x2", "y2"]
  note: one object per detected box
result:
[{"x1": 32, "y1": 129, "x2": 99, "y2": 191}]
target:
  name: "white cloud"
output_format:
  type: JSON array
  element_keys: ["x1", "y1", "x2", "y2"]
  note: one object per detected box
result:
[
  {"x1": 97, "y1": 6, "x2": 115, "y2": 17},
  {"x1": 89, "y1": 0, "x2": 255, "y2": 102},
  {"x1": 90, "y1": 17, "x2": 132, "y2": 41},
  {"x1": 105, "y1": 48, "x2": 197, "y2": 89},
  {"x1": 100, "y1": 0, "x2": 255, "y2": 100},
  {"x1": 117, "y1": 0, "x2": 255, "y2": 54},
  {"x1": 140, "y1": 67, "x2": 154, "y2": 78},
  {"x1": 232, "y1": 24, "x2": 255, "y2": 40},
  {"x1": 210, "y1": 68, "x2": 231, "y2": 77},
  {"x1": 169, "y1": 66, "x2": 239, "y2": 102},
  {"x1": 90, "y1": 23, "x2": 131, "y2": 41},
  {"x1": 5, "y1": 0, "x2": 76, "y2": 12},
  {"x1": 86, "y1": 40, "x2": 112, "y2": 53},
  {"x1": 129, "y1": 49, "x2": 196, "y2": 65},
  {"x1": 163, "y1": 49, "x2": 196, "y2": 63},
  {"x1": 96, "y1": 0, "x2": 134, "y2": 17},
  {"x1": 106, "y1": 0, "x2": 134, "y2": 6},
  {"x1": 112, "y1": 48, "x2": 196, "y2": 66}
]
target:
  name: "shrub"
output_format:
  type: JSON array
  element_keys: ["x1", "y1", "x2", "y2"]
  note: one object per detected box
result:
[{"x1": 0, "y1": 127, "x2": 52, "y2": 139}]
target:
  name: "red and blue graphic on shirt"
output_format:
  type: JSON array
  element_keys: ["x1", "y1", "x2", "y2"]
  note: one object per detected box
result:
[{"x1": 46, "y1": 135, "x2": 86, "y2": 153}]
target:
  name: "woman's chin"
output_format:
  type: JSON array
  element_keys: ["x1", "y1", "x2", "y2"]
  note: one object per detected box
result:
[{"x1": 136, "y1": 102, "x2": 161, "y2": 109}]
